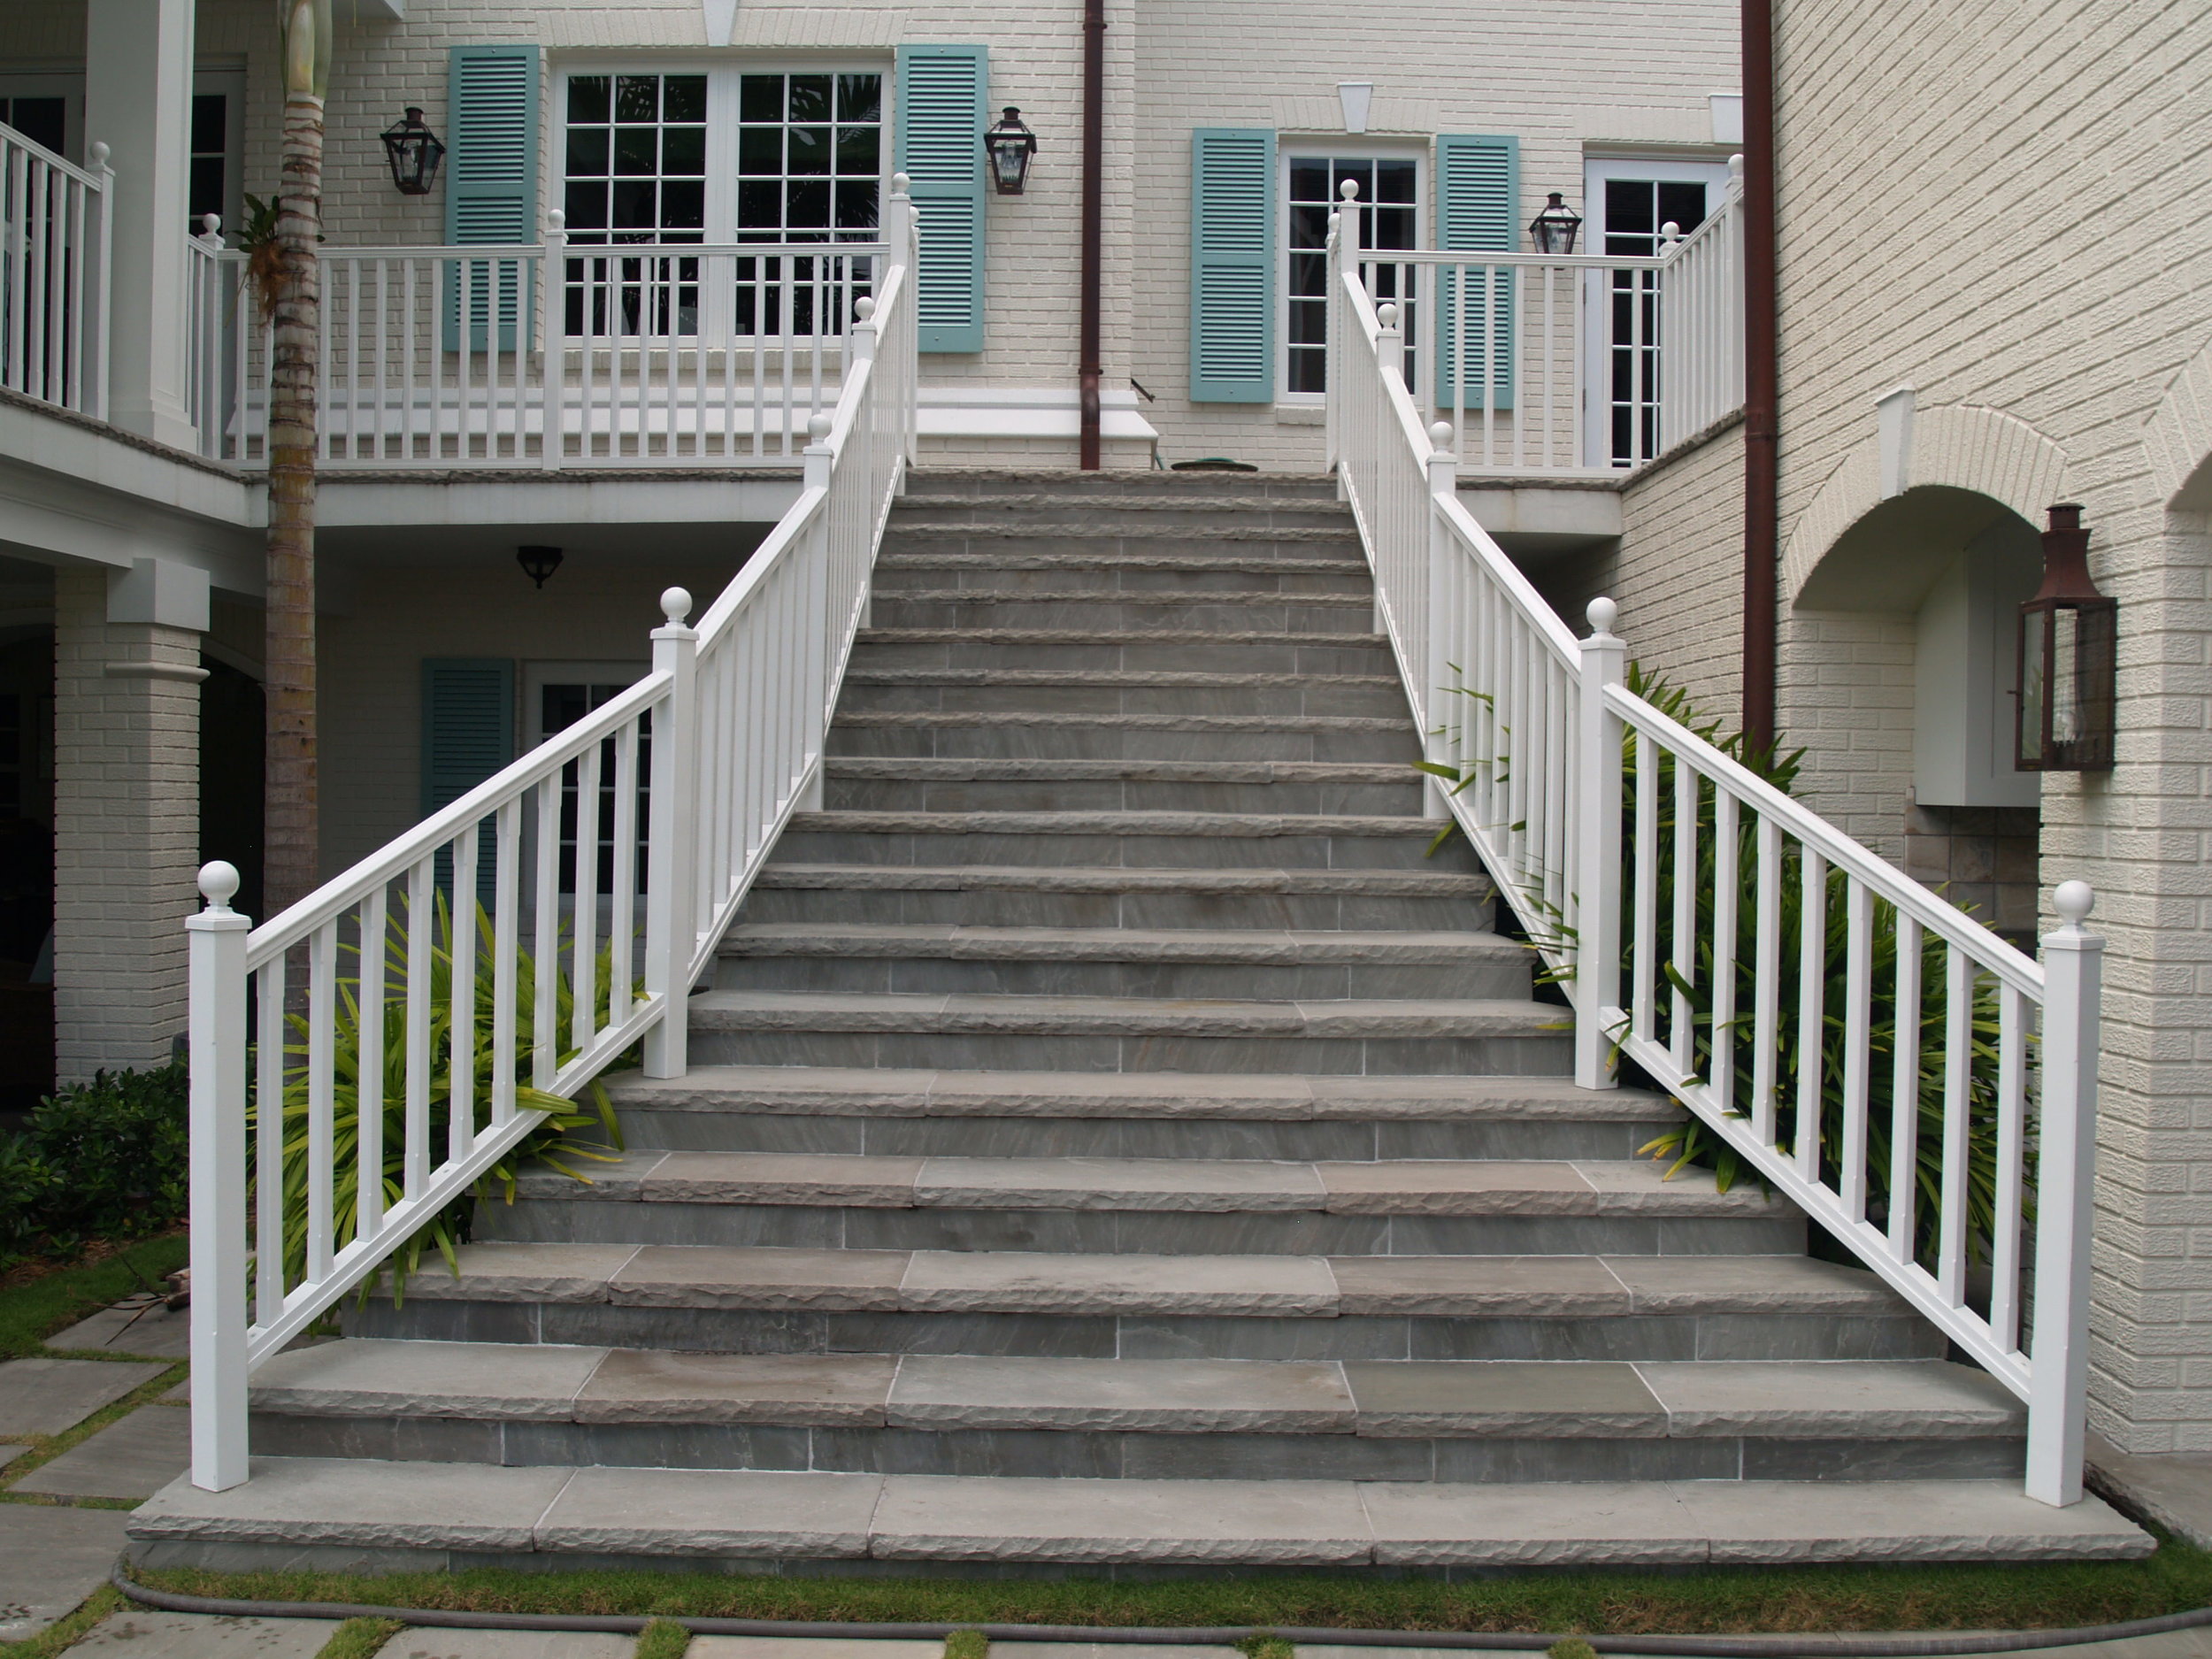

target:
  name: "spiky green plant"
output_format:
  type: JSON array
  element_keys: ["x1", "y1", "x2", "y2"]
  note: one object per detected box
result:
[{"x1": 250, "y1": 889, "x2": 626, "y2": 1303}]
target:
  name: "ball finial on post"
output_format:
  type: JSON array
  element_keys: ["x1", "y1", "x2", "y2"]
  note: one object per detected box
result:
[
  {"x1": 808, "y1": 412, "x2": 833, "y2": 444},
  {"x1": 2054, "y1": 880, "x2": 2096, "y2": 928},
  {"x1": 1586, "y1": 596, "x2": 1619, "y2": 639},
  {"x1": 198, "y1": 861, "x2": 241, "y2": 913},
  {"x1": 855, "y1": 296, "x2": 876, "y2": 324},
  {"x1": 1377, "y1": 301, "x2": 1399, "y2": 331},
  {"x1": 892, "y1": 172, "x2": 911, "y2": 196},
  {"x1": 1429, "y1": 421, "x2": 1455, "y2": 456},
  {"x1": 660, "y1": 588, "x2": 694, "y2": 626},
  {"x1": 1339, "y1": 178, "x2": 1361, "y2": 202}
]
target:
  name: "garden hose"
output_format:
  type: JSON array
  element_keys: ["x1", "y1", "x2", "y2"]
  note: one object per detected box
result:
[{"x1": 111, "y1": 1564, "x2": 2212, "y2": 1656}]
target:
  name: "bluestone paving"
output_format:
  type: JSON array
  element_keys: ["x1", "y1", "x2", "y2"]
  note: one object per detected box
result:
[
  {"x1": 0, "y1": 1503, "x2": 132, "y2": 1641},
  {"x1": 1672, "y1": 1479, "x2": 2150, "y2": 1562},
  {"x1": 574, "y1": 1349, "x2": 897, "y2": 1425},
  {"x1": 1343, "y1": 1360, "x2": 1662, "y2": 1434},
  {"x1": 387, "y1": 1632, "x2": 632, "y2": 1659},
  {"x1": 887, "y1": 1356, "x2": 1355, "y2": 1432},
  {"x1": 0, "y1": 1440, "x2": 27, "y2": 1470},
  {"x1": 250, "y1": 1338, "x2": 608, "y2": 1418},
  {"x1": 64, "y1": 1610, "x2": 341, "y2": 1656},
  {"x1": 534, "y1": 1465, "x2": 880, "y2": 1556},
  {"x1": 690, "y1": 1640, "x2": 941, "y2": 1659},
  {"x1": 131, "y1": 1456, "x2": 572, "y2": 1551},
  {"x1": 0, "y1": 1356, "x2": 165, "y2": 1437},
  {"x1": 1636, "y1": 1359, "x2": 2023, "y2": 1434},
  {"x1": 12, "y1": 1400, "x2": 190, "y2": 1499},
  {"x1": 48, "y1": 1300, "x2": 192, "y2": 1358}
]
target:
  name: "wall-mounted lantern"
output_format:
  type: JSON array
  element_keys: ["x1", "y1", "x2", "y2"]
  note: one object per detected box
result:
[
  {"x1": 984, "y1": 107, "x2": 1038, "y2": 196},
  {"x1": 517, "y1": 545, "x2": 564, "y2": 589},
  {"x1": 380, "y1": 107, "x2": 445, "y2": 196},
  {"x1": 2016, "y1": 503, "x2": 2116, "y2": 772},
  {"x1": 1529, "y1": 192, "x2": 1583, "y2": 255}
]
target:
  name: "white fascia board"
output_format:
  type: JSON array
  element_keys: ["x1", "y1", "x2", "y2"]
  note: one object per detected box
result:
[
  {"x1": 918, "y1": 386, "x2": 1161, "y2": 442},
  {"x1": 310, "y1": 473, "x2": 805, "y2": 529}
]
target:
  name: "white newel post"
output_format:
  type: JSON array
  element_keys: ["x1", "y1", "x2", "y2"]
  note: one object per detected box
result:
[
  {"x1": 540, "y1": 211, "x2": 567, "y2": 472},
  {"x1": 797, "y1": 412, "x2": 834, "y2": 812},
  {"x1": 187, "y1": 861, "x2": 250, "y2": 1491},
  {"x1": 1423, "y1": 421, "x2": 1457, "y2": 821},
  {"x1": 2026, "y1": 879, "x2": 2103, "y2": 1507},
  {"x1": 1332, "y1": 179, "x2": 1363, "y2": 499},
  {"x1": 889, "y1": 173, "x2": 919, "y2": 472},
  {"x1": 642, "y1": 589, "x2": 699, "y2": 1079},
  {"x1": 1572, "y1": 598, "x2": 1627, "y2": 1090}
]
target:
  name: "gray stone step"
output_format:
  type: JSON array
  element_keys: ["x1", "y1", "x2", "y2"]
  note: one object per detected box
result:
[
  {"x1": 892, "y1": 495, "x2": 1356, "y2": 531},
  {"x1": 344, "y1": 1243, "x2": 1939, "y2": 1363},
  {"x1": 865, "y1": 591, "x2": 1376, "y2": 636},
  {"x1": 242, "y1": 1340, "x2": 2028, "y2": 1484},
  {"x1": 481, "y1": 1150, "x2": 1802, "y2": 1257},
  {"x1": 902, "y1": 467, "x2": 1344, "y2": 503},
  {"x1": 130, "y1": 1458, "x2": 2147, "y2": 1572},
  {"x1": 768, "y1": 812, "x2": 1479, "y2": 878},
  {"x1": 710, "y1": 923, "x2": 1530, "y2": 1000},
  {"x1": 682, "y1": 988, "x2": 1571, "y2": 1076},
  {"x1": 826, "y1": 710, "x2": 1421, "y2": 764},
  {"x1": 837, "y1": 670, "x2": 1409, "y2": 719},
  {"x1": 740, "y1": 862, "x2": 1494, "y2": 931},
  {"x1": 874, "y1": 542, "x2": 1368, "y2": 581},
  {"x1": 820, "y1": 757, "x2": 1423, "y2": 815},
  {"x1": 603, "y1": 1065, "x2": 1681, "y2": 1161},
  {"x1": 851, "y1": 628, "x2": 1395, "y2": 676}
]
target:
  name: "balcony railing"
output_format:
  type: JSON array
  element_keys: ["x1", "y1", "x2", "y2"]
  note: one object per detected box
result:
[
  {"x1": 187, "y1": 205, "x2": 895, "y2": 470},
  {"x1": 1, "y1": 123, "x2": 111, "y2": 421}
]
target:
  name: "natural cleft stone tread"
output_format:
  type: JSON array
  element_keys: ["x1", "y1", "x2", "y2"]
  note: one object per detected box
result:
[
  {"x1": 684, "y1": 989, "x2": 1565, "y2": 1039},
  {"x1": 718, "y1": 924, "x2": 1525, "y2": 965},
  {"x1": 751, "y1": 864, "x2": 1493, "y2": 895}
]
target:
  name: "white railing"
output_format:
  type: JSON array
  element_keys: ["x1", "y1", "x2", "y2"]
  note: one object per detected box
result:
[
  {"x1": 1326, "y1": 164, "x2": 1744, "y2": 474},
  {"x1": 1329, "y1": 221, "x2": 2102, "y2": 1509},
  {"x1": 187, "y1": 198, "x2": 902, "y2": 468},
  {"x1": 1, "y1": 125, "x2": 111, "y2": 420},
  {"x1": 183, "y1": 187, "x2": 918, "y2": 1493}
]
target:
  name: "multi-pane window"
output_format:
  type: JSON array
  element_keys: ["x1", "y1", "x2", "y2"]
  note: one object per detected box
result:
[
  {"x1": 188, "y1": 93, "x2": 230, "y2": 231},
  {"x1": 1601, "y1": 177, "x2": 1709, "y2": 465},
  {"x1": 557, "y1": 68, "x2": 882, "y2": 341},
  {"x1": 0, "y1": 98, "x2": 65, "y2": 156},
  {"x1": 1286, "y1": 157, "x2": 1416, "y2": 396}
]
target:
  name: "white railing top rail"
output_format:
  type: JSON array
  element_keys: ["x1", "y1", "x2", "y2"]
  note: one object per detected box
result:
[
  {"x1": 1601, "y1": 680, "x2": 2046, "y2": 997},
  {"x1": 0, "y1": 121, "x2": 111, "y2": 191},
  {"x1": 199, "y1": 237, "x2": 887, "y2": 264}
]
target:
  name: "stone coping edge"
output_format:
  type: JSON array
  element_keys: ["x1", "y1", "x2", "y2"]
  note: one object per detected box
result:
[{"x1": 110, "y1": 1566, "x2": 2212, "y2": 1655}]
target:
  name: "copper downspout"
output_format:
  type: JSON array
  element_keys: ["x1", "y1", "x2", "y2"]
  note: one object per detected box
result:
[
  {"x1": 1740, "y1": 0, "x2": 1778, "y2": 750},
  {"x1": 1079, "y1": 0, "x2": 1105, "y2": 469}
]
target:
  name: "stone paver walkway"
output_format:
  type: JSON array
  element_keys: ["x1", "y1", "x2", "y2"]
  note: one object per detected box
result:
[
  {"x1": 385, "y1": 1631, "x2": 634, "y2": 1658},
  {"x1": 0, "y1": 1356, "x2": 165, "y2": 1438},
  {"x1": 63, "y1": 1609, "x2": 341, "y2": 1655},
  {"x1": 47, "y1": 1299, "x2": 193, "y2": 1359},
  {"x1": 14, "y1": 1401, "x2": 189, "y2": 1500},
  {"x1": 0, "y1": 1503, "x2": 132, "y2": 1643}
]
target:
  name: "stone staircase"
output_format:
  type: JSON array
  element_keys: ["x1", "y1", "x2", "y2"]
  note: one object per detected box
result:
[{"x1": 129, "y1": 470, "x2": 2148, "y2": 1571}]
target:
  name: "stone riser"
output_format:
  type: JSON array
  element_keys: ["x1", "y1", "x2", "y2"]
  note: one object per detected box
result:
[
  {"x1": 709, "y1": 956, "x2": 1530, "y2": 1002},
  {"x1": 343, "y1": 1300, "x2": 1949, "y2": 1363},
  {"x1": 903, "y1": 473, "x2": 1343, "y2": 503},
  {"x1": 826, "y1": 727, "x2": 1425, "y2": 764},
  {"x1": 850, "y1": 640, "x2": 1396, "y2": 675},
  {"x1": 835, "y1": 683, "x2": 1411, "y2": 718},
  {"x1": 247, "y1": 1412, "x2": 2023, "y2": 1486},
  {"x1": 472, "y1": 1198, "x2": 1806, "y2": 1259},
  {"x1": 612, "y1": 1109, "x2": 1681, "y2": 1163},
  {"x1": 872, "y1": 566, "x2": 1369, "y2": 599},
  {"x1": 737, "y1": 887, "x2": 1494, "y2": 933},
  {"x1": 684, "y1": 1028, "x2": 1573, "y2": 1078},
  {"x1": 867, "y1": 599, "x2": 1376, "y2": 634},
  {"x1": 766, "y1": 832, "x2": 1482, "y2": 875},
  {"x1": 888, "y1": 503, "x2": 1357, "y2": 531},
  {"x1": 822, "y1": 778, "x2": 1425, "y2": 815}
]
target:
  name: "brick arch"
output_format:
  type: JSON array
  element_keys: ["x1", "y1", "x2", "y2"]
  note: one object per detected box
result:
[
  {"x1": 2145, "y1": 335, "x2": 2212, "y2": 511},
  {"x1": 1782, "y1": 404, "x2": 2069, "y2": 605}
]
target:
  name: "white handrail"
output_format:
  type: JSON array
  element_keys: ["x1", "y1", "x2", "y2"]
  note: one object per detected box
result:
[
  {"x1": 1327, "y1": 198, "x2": 2103, "y2": 1509},
  {"x1": 1, "y1": 124, "x2": 112, "y2": 419},
  {"x1": 183, "y1": 180, "x2": 921, "y2": 1494}
]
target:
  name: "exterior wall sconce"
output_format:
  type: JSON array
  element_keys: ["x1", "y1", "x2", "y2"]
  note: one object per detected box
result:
[
  {"x1": 1529, "y1": 192, "x2": 1583, "y2": 255},
  {"x1": 2016, "y1": 503, "x2": 2116, "y2": 772},
  {"x1": 984, "y1": 107, "x2": 1039, "y2": 195},
  {"x1": 380, "y1": 107, "x2": 446, "y2": 196},
  {"x1": 517, "y1": 545, "x2": 564, "y2": 589}
]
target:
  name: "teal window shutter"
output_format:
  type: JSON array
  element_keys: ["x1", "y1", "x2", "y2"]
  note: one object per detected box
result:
[
  {"x1": 421, "y1": 658, "x2": 514, "y2": 902},
  {"x1": 896, "y1": 45, "x2": 987, "y2": 354},
  {"x1": 1188, "y1": 128, "x2": 1276, "y2": 403},
  {"x1": 1435, "y1": 134, "x2": 1518, "y2": 412},
  {"x1": 443, "y1": 45, "x2": 541, "y2": 353}
]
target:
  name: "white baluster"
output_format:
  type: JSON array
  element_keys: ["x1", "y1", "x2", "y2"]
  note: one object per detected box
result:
[
  {"x1": 643, "y1": 587, "x2": 698, "y2": 1078},
  {"x1": 1422, "y1": 420, "x2": 1456, "y2": 822},
  {"x1": 188, "y1": 862, "x2": 250, "y2": 1492},
  {"x1": 1572, "y1": 598, "x2": 1625, "y2": 1089},
  {"x1": 2027, "y1": 879, "x2": 2102, "y2": 1507}
]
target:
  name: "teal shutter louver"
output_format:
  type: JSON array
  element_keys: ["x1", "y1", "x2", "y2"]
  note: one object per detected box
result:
[
  {"x1": 1187, "y1": 128, "x2": 1276, "y2": 403},
  {"x1": 421, "y1": 658, "x2": 515, "y2": 901},
  {"x1": 1435, "y1": 134, "x2": 1518, "y2": 412},
  {"x1": 896, "y1": 45, "x2": 987, "y2": 354},
  {"x1": 442, "y1": 45, "x2": 541, "y2": 352}
]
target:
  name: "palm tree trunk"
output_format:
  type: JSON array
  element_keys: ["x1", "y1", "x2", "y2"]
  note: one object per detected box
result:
[{"x1": 264, "y1": 92, "x2": 322, "y2": 918}]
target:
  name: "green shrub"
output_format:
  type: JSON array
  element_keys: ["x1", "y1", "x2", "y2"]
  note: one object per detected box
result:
[{"x1": 0, "y1": 1063, "x2": 188, "y2": 1263}]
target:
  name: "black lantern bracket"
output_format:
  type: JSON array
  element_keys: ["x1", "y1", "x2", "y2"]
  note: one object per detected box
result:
[
  {"x1": 381, "y1": 107, "x2": 446, "y2": 197},
  {"x1": 1529, "y1": 191, "x2": 1583, "y2": 255},
  {"x1": 984, "y1": 107, "x2": 1039, "y2": 196},
  {"x1": 2015, "y1": 503, "x2": 2116, "y2": 773}
]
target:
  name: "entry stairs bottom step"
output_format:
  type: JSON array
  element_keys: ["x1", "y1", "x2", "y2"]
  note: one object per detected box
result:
[{"x1": 130, "y1": 1458, "x2": 2149, "y2": 1571}]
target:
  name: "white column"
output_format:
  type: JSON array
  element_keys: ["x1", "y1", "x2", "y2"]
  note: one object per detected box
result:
[
  {"x1": 84, "y1": 0, "x2": 198, "y2": 449},
  {"x1": 1573, "y1": 597, "x2": 1626, "y2": 1090}
]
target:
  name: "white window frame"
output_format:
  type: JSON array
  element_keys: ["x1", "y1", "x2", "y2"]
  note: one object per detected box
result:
[
  {"x1": 1276, "y1": 141, "x2": 1427, "y2": 405},
  {"x1": 1580, "y1": 155, "x2": 1732, "y2": 466}
]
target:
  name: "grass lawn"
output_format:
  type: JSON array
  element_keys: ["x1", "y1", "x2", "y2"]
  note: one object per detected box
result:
[
  {"x1": 127, "y1": 1534, "x2": 2212, "y2": 1638},
  {"x1": 0, "y1": 1234, "x2": 188, "y2": 1362}
]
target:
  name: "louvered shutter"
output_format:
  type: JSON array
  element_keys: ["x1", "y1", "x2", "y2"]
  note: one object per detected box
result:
[
  {"x1": 442, "y1": 46, "x2": 540, "y2": 352},
  {"x1": 1435, "y1": 134, "x2": 1518, "y2": 411},
  {"x1": 1188, "y1": 128, "x2": 1276, "y2": 403},
  {"x1": 421, "y1": 658, "x2": 514, "y2": 900},
  {"x1": 896, "y1": 45, "x2": 987, "y2": 354}
]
